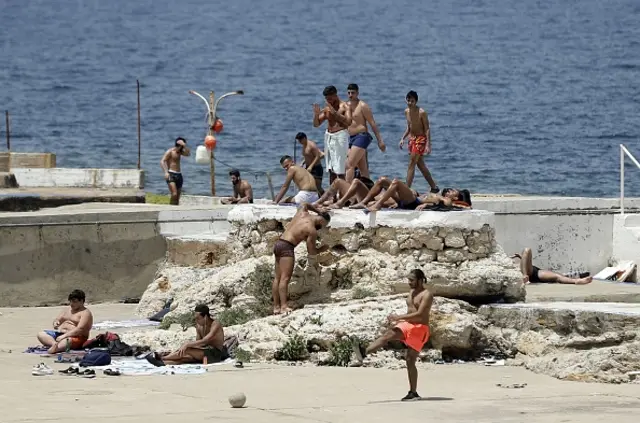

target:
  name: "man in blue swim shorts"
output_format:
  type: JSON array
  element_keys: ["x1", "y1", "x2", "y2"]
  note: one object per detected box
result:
[{"x1": 346, "y1": 84, "x2": 386, "y2": 183}]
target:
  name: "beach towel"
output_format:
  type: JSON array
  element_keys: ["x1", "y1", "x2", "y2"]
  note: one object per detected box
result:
[
  {"x1": 92, "y1": 319, "x2": 160, "y2": 330},
  {"x1": 78, "y1": 357, "x2": 236, "y2": 376}
]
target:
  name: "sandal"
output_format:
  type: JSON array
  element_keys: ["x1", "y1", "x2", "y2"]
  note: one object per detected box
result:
[{"x1": 104, "y1": 369, "x2": 121, "y2": 376}]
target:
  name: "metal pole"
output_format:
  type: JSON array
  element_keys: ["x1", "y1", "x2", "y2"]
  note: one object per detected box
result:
[
  {"x1": 209, "y1": 91, "x2": 216, "y2": 196},
  {"x1": 137, "y1": 80, "x2": 141, "y2": 169},
  {"x1": 621, "y1": 144, "x2": 625, "y2": 215},
  {"x1": 266, "y1": 171, "x2": 275, "y2": 200},
  {"x1": 5, "y1": 110, "x2": 10, "y2": 151},
  {"x1": 293, "y1": 138, "x2": 297, "y2": 163}
]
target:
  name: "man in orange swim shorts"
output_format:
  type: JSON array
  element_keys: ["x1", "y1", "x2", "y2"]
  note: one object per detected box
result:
[
  {"x1": 36, "y1": 289, "x2": 93, "y2": 354},
  {"x1": 352, "y1": 269, "x2": 434, "y2": 401}
]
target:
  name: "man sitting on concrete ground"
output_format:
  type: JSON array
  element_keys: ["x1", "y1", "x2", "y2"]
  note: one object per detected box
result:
[
  {"x1": 272, "y1": 202, "x2": 331, "y2": 315},
  {"x1": 221, "y1": 169, "x2": 254, "y2": 204},
  {"x1": 351, "y1": 269, "x2": 434, "y2": 402},
  {"x1": 512, "y1": 248, "x2": 593, "y2": 285},
  {"x1": 161, "y1": 137, "x2": 191, "y2": 205},
  {"x1": 146, "y1": 304, "x2": 228, "y2": 366},
  {"x1": 37, "y1": 289, "x2": 93, "y2": 354},
  {"x1": 349, "y1": 177, "x2": 420, "y2": 211},
  {"x1": 296, "y1": 132, "x2": 325, "y2": 196},
  {"x1": 273, "y1": 155, "x2": 321, "y2": 205},
  {"x1": 312, "y1": 175, "x2": 375, "y2": 208}
]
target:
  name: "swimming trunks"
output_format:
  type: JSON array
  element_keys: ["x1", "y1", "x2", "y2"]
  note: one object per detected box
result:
[
  {"x1": 273, "y1": 239, "x2": 296, "y2": 258},
  {"x1": 203, "y1": 345, "x2": 230, "y2": 363},
  {"x1": 166, "y1": 171, "x2": 184, "y2": 190},
  {"x1": 394, "y1": 321, "x2": 430, "y2": 352},
  {"x1": 349, "y1": 132, "x2": 373, "y2": 150},
  {"x1": 408, "y1": 135, "x2": 428, "y2": 156},
  {"x1": 44, "y1": 330, "x2": 88, "y2": 350},
  {"x1": 529, "y1": 266, "x2": 541, "y2": 282},
  {"x1": 399, "y1": 198, "x2": 422, "y2": 210},
  {"x1": 294, "y1": 190, "x2": 319, "y2": 204},
  {"x1": 309, "y1": 163, "x2": 324, "y2": 179},
  {"x1": 324, "y1": 129, "x2": 349, "y2": 174}
]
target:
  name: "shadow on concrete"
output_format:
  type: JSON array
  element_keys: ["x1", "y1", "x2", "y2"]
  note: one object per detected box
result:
[{"x1": 368, "y1": 396, "x2": 454, "y2": 404}]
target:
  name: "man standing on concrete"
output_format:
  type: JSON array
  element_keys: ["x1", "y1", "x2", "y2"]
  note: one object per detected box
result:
[
  {"x1": 313, "y1": 86, "x2": 352, "y2": 184},
  {"x1": 346, "y1": 84, "x2": 386, "y2": 182},
  {"x1": 221, "y1": 169, "x2": 254, "y2": 204},
  {"x1": 161, "y1": 137, "x2": 191, "y2": 205},
  {"x1": 351, "y1": 269, "x2": 433, "y2": 402}
]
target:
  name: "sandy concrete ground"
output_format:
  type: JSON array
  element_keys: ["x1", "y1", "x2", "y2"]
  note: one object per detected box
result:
[
  {"x1": 2, "y1": 304, "x2": 640, "y2": 423},
  {"x1": 526, "y1": 279, "x2": 640, "y2": 303}
]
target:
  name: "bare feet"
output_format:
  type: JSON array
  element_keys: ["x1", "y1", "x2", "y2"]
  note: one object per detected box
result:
[
  {"x1": 575, "y1": 276, "x2": 593, "y2": 285},
  {"x1": 329, "y1": 202, "x2": 343, "y2": 209},
  {"x1": 349, "y1": 202, "x2": 366, "y2": 209},
  {"x1": 366, "y1": 203, "x2": 382, "y2": 213},
  {"x1": 280, "y1": 307, "x2": 293, "y2": 316},
  {"x1": 273, "y1": 307, "x2": 281, "y2": 315}
]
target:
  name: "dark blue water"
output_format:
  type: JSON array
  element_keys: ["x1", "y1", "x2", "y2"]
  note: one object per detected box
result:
[{"x1": 2, "y1": 0, "x2": 639, "y2": 198}]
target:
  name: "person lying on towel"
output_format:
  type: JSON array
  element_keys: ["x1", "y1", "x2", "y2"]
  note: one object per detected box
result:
[
  {"x1": 145, "y1": 304, "x2": 229, "y2": 367},
  {"x1": 415, "y1": 188, "x2": 472, "y2": 210}
]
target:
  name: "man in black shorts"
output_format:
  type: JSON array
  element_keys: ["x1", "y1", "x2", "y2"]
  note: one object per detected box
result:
[
  {"x1": 296, "y1": 132, "x2": 325, "y2": 196},
  {"x1": 512, "y1": 248, "x2": 592, "y2": 285},
  {"x1": 160, "y1": 137, "x2": 191, "y2": 205}
]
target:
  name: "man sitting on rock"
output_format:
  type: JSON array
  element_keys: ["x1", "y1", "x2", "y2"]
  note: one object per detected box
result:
[
  {"x1": 350, "y1": 269, "x2": 434, "y2": 402},
  {"x1": 512, "y1": 248, "x2": 592, "y2": 285},
  {"x1": 37, "y1": 289, "x2": 93, "y2": 354},
  {"x1": 272, "y1": 202, "x2": 331, "y2": 315},
  {"x1": 146, "y1": 304, "x2": 229, "y2": 366}
]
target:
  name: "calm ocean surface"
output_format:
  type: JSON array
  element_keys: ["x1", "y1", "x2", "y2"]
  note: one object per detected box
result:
[{"x1": 1, "y1": 0, "x2": 639, "y2": 198}]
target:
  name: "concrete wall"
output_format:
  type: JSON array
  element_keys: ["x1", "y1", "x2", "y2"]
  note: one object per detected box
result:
[
  {"x1": 0, "y1": 213, "x2": 166, "y2": 307},
  {"x1": 612, "y1": 214, "x2": 640, "y2": 268},
  {"x1": 0, "y1": 152, "x2": 9, "y2": 172},
  {"x1": 12, "y1": 168, "x2": 144, "y2": 189},
  {"x1": 494, "y1": 212, "x2": 614, "y2": 275},
  {"x1": 10, "y1": 153, "x2": 56, "y2": 168}
]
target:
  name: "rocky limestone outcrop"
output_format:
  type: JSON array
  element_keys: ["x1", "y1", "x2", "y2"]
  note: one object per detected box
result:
[{"x1": 124, "y1": 295, "x2": 512, "y2": 362}]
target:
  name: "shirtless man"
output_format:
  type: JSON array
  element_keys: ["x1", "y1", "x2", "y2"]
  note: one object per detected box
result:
[
  {"x1": 346, "y1": 84, "x2": 386, "y2": 182},
  {"x1": 161, "y1": 137, "x2": 191, "y2": 205},
  {"x1": 313, "y1": 176, "x2": 375, "y2": 209},
  {"x1": 36, "y1": 289, "x2": 93, "y2": 354},
  {"x1": 146, "y1": 304, "x2": 228, "y2": 366},
  {"x1": 512, "y1": 248, "x2": 593, "y2": 285},
  {"x1": 295, "y1": 132, "x2": 325, "y2": 195},
  {"x1": 349, "y1": 176, "x2": 417, "y2": 210},
  {"x1": 351, "y1": 269, "x2": 434, "y2": 402},
  {"x1": 272, "y1": 202, "x2": 331, "y2": 314},
  {"x1": 274, "y1": 155, "x2": 321, "y2": 205},
  {"x1": 221, "y1": 169, "x2": 254, "y2": 204},
  {"x1": 399, "y1": 91, "x2": 439, "y2": 193},
  {"x1": 313, "y1": 85, "x2": 353, "y2": 184}
]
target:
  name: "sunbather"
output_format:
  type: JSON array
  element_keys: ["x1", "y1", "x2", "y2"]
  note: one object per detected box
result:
[
  {"x1": 314, "y1": 176, "x2": 374, "y2": 208},
  {"x1": 349, "y1": 177, "x2": 417, "y2": 210},
  {"x1": 415, "y1": 188, "x2": 472, "y2": 211},
  {"x1": 512, "y1": 248, "x2": 593, "y2": 285}
]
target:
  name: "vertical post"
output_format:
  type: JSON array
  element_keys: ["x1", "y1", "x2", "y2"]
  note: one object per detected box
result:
[
  {"x1": 208, "y1": 91, "x2": 216, "y2": 196},
  {"x1": 621, "y1": 144, "x2": 625, "y2": 215},
  {"x1": 5, "y1": 110, "x2": 10, "y2": 151},
  {"x1": 137, "y1": 80, "x2": 141, "y2": 169},
  {"x1": 266, "y1": 171, "x2": 275, "y2": 200},
  {"x1": 293, "y1": 138, "x2": 297, "y2": 164}
]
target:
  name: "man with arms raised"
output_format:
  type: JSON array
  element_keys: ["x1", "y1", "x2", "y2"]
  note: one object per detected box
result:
[
  {"x1": 221, "y1": 169, "x2": 254, "y2": 204},
  {"x1": 313, "y1": 85, "x2": 352, "y2": 184},
  {"x1": 351, "y1": 269, "x2": 433, "y2": 402},
  {"x1": 272, "y1": 202, "x2": 331, "y2": 315},
  {"x1": 346, "y1": 83, "x2": 386, "y2": 182},
  {"x1": 161, "y1": 137, "x2": 191, "y2": 205},
  {"x1": 274, "y1": 155, "x2": 321, "y2": 205},
  {"x1": 295, "y1": 132, "x2": 325, "y2": 196},
  {"x1": 37, "y1": 289, "x2": 93, "y2": 354},
  {"x1": 146, "y1": 304, "x2": 228, "y2": 366}
]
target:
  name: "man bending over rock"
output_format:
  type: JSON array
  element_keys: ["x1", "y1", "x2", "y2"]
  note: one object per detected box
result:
[
  {"x1": 512, "y1": 248, "x2": 592, "y2": 285},
  {"x1": 37, "y1": 289, "x2": 93, "y2": 354},
  {"x1": 146, "y1": 304, "x2": 228, "y2": 366},
  {"x1": 351, "y1": 269, "x2": 434, "y2": 401},
  {"x1": 272, "y1": 202, "x2": 331, "y2": 315}
]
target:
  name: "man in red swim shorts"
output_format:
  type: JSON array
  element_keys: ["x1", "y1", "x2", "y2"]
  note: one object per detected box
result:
[
  {"x1": 352, "y1": 269, "x2": 434, "y2": 401},
  {"x1": 399, "y1": 91, "x2": 439, "y2": 193}
]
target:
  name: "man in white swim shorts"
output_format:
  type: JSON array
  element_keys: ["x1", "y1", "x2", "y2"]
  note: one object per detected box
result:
[
  {"x1": 313, "y1": 85, "x2": 352, "y2": 184},
  {"x1": 274, "y1": 155, "x2": 320, "y2": 205}
]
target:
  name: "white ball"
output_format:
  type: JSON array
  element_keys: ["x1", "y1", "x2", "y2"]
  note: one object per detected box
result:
[{"x1": 228, "y1": 392, "x2": 246, "y2": 408}]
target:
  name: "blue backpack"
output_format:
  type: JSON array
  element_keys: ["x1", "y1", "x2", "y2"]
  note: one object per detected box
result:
[{"x1": 79, "y1": 350, "x2": 112, "y2": 367}]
